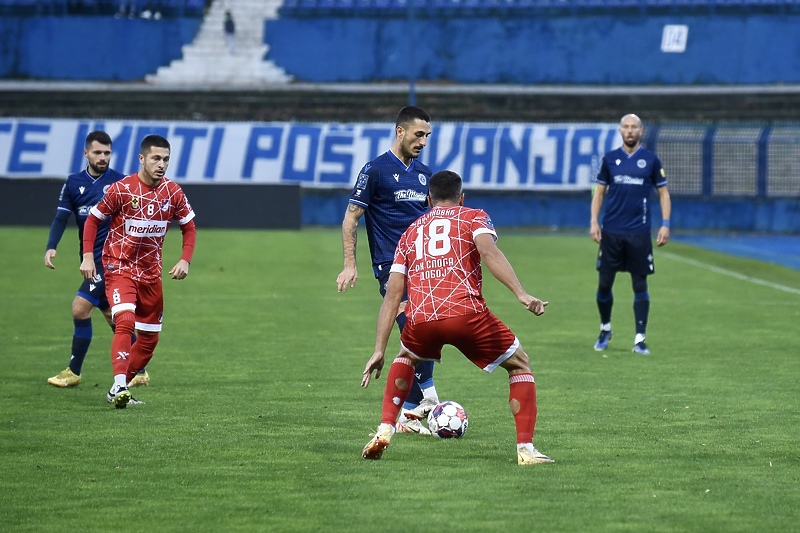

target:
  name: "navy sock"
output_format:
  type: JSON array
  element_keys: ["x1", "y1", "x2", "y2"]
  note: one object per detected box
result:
[
  {"x1": 69, "y1": 318, "x2": 93, "y2": 375},
  {"x1": 596, "y1": 289, "x2": 614, "y2": 325},
  {"x1": 633, "y1": 291, "x2": 650, "y2": 335}
]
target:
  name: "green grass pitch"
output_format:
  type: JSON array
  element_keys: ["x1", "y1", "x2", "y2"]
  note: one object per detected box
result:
[{"x1": 1, "y1": 226, "x2": 798, "y2": 532}]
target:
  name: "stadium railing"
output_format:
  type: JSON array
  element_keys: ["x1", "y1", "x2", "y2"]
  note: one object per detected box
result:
[
  {"x1": 277, "y1": 0, "x2": 800, "y2": 17},
  {"x1": 0, "y1": 0, "x2": 206, "y2": 17}
]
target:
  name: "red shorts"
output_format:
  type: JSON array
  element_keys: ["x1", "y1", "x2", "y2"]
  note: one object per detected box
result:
[
  {"x1": 105, "y1": 270, "x2": 164, "y2": 332},
  {"x1": 400, "y1": 310, "x2": 519, "y2": 373}
]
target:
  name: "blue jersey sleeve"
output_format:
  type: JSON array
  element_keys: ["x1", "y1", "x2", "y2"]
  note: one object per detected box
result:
[
  {"x1": 46, "y1": 209, "x2": 71, "y2": 250},
  {"x1": 596, "y1": 156, "x2": 611, "y2": 186},
  {"x1": 348, "y1": 163, "x2": 378, "y2": 208}
]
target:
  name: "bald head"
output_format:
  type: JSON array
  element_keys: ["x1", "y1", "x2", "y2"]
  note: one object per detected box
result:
[{"x1": 619, "y1": 114, "x2": 644, "y2": 153}]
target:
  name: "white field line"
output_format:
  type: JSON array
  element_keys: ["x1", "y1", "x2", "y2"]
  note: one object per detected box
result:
[{"x1": 662, "y1": 251, "x2": 800, "y2": 297}]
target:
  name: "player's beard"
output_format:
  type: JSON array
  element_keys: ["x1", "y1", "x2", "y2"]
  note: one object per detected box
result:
[
  {"x1": 623, "y1": 137, "x2": 640, "y2": 150},
  {"x1": 88, "y1": 161, "x2": 108, "y2": 176}
]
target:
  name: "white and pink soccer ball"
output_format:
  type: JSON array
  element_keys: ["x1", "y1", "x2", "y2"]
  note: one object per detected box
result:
[{"x1": 427, "y1": 400, "x2": 469, "y2": 439}]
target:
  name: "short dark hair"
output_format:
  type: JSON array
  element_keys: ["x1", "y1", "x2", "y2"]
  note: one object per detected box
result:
[
  {"x1": 85, "y1": 130, "x2": 112, "y2": 148},
  {"x1": 140, "y1": 134, "x2": 170, "y2": 155},
  {"x1": 429, "y1": 170, "x2": 462, "y2": 203},
  {"x1": 395, "y1": 105, "x2": 431, "y2": 128}
]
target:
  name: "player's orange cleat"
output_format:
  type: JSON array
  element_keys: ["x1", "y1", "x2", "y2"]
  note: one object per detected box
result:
[{"x1": 362, "y1": 425, "x2": 394, "y2": 460}]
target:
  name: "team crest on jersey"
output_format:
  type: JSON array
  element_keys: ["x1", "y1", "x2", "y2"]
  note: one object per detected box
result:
[
  {"x1": 637, "y1": 159, "x2": 647, "y2": 168},
  {"x1": 130, "y1": 196, "x2": 140, "y2": 209},
  {"x1": 161, "y1": 199, "x2": 170, "y2": 211},
  {"x1": 418, "y1": 173, "x2": 427, "y2": 186},
  {"x1": 615, "y1": 159, "x2": 621, "y2": 166}
]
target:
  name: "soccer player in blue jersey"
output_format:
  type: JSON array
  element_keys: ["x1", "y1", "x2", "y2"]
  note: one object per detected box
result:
[
  {"x1": 337, "y1": 106, "x2": 440, "y2": 435},
  {"x1": 590, "y1": 114, "x2": 672, "y2": 355},
  {"x1": 45, "y1": 130, "x2": 149, "y2": 388}
]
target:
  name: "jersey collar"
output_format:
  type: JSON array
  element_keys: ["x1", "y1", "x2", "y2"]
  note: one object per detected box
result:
[{"x1": 387, "y1": 150, "x2": 415, "y2": 172}]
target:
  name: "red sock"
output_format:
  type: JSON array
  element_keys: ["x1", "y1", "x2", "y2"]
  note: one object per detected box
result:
[
  {"x1": 509, "y1": 373, "x2": 537, "y2": 444},
  {"x1": 110, "y1": 311, "x2": 135, "y2": 377},
  {"x1": 380, "y1": 357, "x2": 416, "y2": 426},
  {"x1": 126, "y1": 332, "x2": 158, "y2": 383}
]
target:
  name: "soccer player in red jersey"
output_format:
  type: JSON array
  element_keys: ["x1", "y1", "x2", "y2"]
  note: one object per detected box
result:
[
  {"x1": 80, "y1": 134, "x2": 197, "y2": 408},
  {"x1": 360, "y1": 170, "x2": 554, "y2": 465}
]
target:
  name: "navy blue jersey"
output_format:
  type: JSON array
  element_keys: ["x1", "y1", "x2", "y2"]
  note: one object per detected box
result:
[
  {"x1": 348, "y1": 151, "x2": 431, "y2": 276},
  {"x1": 47, "y1": 167, "x2": 126, "y2": 267},
  {"x1": 596, "y1": 146, "x2": 667, "y2": 234}
]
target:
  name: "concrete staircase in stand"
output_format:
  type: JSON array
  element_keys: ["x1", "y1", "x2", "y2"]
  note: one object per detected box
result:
[{"x1": 146, "y1": 0, "x2": 291, "y2": 87}]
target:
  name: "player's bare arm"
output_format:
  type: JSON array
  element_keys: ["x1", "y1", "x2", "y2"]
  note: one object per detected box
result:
[
  {"x1": 590, "y1": 184, "x2": 607, "y2": 243},
  {"x1": 361, "y1": 272, "x2": 405, "y2": 388},
  {"x1": 476, "y1": 234, "x2": 548, "y2": 316},
  {"x1": 337, "y1": 203, "x2": 366, "y2": 292},
  {"x1": 44, "y1": 249, "x2": 57, "y2": 269},
  {"x1": 656, "y1": 186, "x2": 672, "y2": 247},
  {"x1": 79, "y1": 252, "x2": 96, "y2": 281}
]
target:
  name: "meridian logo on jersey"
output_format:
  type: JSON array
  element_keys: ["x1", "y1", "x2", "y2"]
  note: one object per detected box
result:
[
  {"x1": 125, "y1": 219, "x2": 168, "y2": 237},
  {"x1": 394, "y1": 189, "x2": 427, "y2": 202}
]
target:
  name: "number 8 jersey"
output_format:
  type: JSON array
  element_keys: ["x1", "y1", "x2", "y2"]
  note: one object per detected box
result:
[
  {"x1": 90, "y1": 173, "x2": 195, "y2": 282},
  {"x1": 391, "y1": 205, "x2": 497, "y2": 324}
]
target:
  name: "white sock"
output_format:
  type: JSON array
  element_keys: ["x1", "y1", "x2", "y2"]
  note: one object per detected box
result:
[
  {"x1": 114, "y1": 374, "x2": 127, "y2": 388},
  {"x1": 422, "y1": 386, "x2": 439, "y2": 403},
  {"x1": 634, "y1": 333, "x2": 646, "y2": 344},
  {"x1": 378, "y1": 422, "x2": 395, "y2": 435},
  {"x1": 600, "y1": 323, "x2": 611, "y2": 332},
  {"x1": 517, "y1": 443, "x2": 534, "y2": 453}
]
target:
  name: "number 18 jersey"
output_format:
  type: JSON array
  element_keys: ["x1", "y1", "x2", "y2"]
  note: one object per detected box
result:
[{"x1": 391, "y1": 205, "x2": 497, "y2": 324}]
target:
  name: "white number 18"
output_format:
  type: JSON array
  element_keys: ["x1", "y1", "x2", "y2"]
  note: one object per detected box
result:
[{"x1": 414, "y1": 219, "x2": 451, "y2": 258}]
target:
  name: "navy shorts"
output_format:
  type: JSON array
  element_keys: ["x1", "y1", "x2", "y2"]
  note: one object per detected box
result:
[
  {"x1": 376, "y1": 263, "x2": 409, "y2": 302},
  {"x1": 596, "y1": 231, "x2": 655, "y2": 276},
  {"x1": 76, "y1": 269, "x2": 110, "y2": 310}
]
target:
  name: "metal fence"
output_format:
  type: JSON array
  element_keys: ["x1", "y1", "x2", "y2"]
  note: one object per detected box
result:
[{"x1": 648, "y1": 124, "x2": 800, "y2": 197}]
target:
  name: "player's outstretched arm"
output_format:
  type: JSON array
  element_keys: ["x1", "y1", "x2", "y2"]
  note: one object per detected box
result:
[
  {"x1": 80, "y1": 213, "x2": 101, "y2": 280},
  {"x1": 362, "y1": 272, "x2": 404, "y2": 387},
  {"x1": 656, "y1": 185, "x2": 672, "y2": 247},
  {"x1": 171, "y1": 220, "x2": 196, "y2": 280},
  {"x1": 476, "y1": 234, "x2": 548, "y2": 316},
  {"x1": 337, "y1": 203, "x2": 366, "y2": 292},
  {"x1": 590, "y1": 183, "x2": 607, "y2": 243}
]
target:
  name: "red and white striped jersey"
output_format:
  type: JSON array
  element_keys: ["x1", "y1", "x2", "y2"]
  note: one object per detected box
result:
[
  {"x1": 90, "y1": 173, "x2": 195, "y2": 282},
  {"x1": 391, "y1": 205, "x2": 497, "y2": 324}
]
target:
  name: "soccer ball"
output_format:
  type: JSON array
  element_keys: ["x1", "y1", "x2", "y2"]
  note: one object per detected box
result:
[{"x1": 427, "y1": 400, "x2": 468, "y2": 439}]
